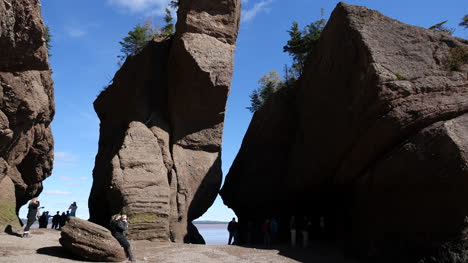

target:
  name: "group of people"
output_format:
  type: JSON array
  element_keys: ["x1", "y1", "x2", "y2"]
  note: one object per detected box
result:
[
  {"x1": 289, "y1": 216, "x2": 315, "y2": 248},
  {"x1": 227, "y1": 217, "x2": 280, "y2": 248},
  {"x1": 22, "y1": 197, "x2": 134, "y2": 261},
  {"x1": 39, "y1": 211, "x2": 68, "y2": 229},
  {"x1": 227, "y1": 215, "x2": 326, "y2": 248},
  {"x1": 261, "y1": 218, "x2": 279, "y2": 248},
  {"x1": 22, "y1": 199, "x2": 79, "y2": 237}
]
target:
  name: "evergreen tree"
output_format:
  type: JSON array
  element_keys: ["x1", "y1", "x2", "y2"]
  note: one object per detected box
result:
[
  {"x1": 460, "y1": 15, "x2": 468, "y2": 29},
  {"x1": 247, "y1": 90, "x2": 262, "y2": 113},
  {"x1": 248, "y1": 11, "x2": 327, "y2": 113},
  {"x1": 118, "y1": 23, "x2": 155, "y2": 62},
  {"x1": 44, "y1": 25, "x2": 52, "y2": 57},
  {"x1": 169, "y1": 0, "x2": 179, "y2": 8},
  {"x1": 283, "y1": 18, "x2": 326, "y2": 78},
  {"x1": 247, "y1": 70, "x2": 283, "y2": 113},
  {"x1": 162, "y1": 8, "x2": 175, "y2": 36}
]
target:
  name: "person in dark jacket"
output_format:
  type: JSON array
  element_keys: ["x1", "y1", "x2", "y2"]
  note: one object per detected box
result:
[
  {"x1": 227, "y1": 217, "x2": 239, "y2": 245},
  {"x1": 110, "y1": 214, "x2": 135, "y2": 262},
  {"x1": 59, "y1": 212, "x2": 67, "y2": 229},
  {"x1": 38, "y1": 212, "x2": 47, "y2": 228},
  {"x1": 23, "y1": 198, "x2": 40, "y2": 238},
  {"x1": 51, "y1": 211, "x2": 60, "y2": 229},
  {"x1": 262, "y1": 219, "x2": 271, "y2": 248}
]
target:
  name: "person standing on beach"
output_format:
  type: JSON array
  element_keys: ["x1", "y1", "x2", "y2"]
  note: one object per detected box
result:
[
  {"x1": 301, "y1": 216, "x2": 311, "y2": 248},
  {"x1": 68, "y1": 202, "x2": 78, "y2": 217},
  {"x1": 262, "y1": 219, "x2": 271, "y2": 248},
  {"x1": 23, "y1": 198, "x2": 40, "y2": 238},
  {"x1": 290, "y1": 216, "x2": 296, "y2": 247},
  {"x1": 38, "y1": 212, "x2": 46, "y2": 228},
  {"x1": 59, "y1": 212, "x2": 67, "y2": 229},
  {"x1": 110, "y1": 214, "x2": 135, "y2": 262},
  {"x1": 270, "y1": 218, "x2": 278, "y2": 245},
  {"x1": 51, "y1": 211, "x2": 60, "y2": 229},
  {"x1": 227, "y1": 217, "x2": 239, "y2": 245}
]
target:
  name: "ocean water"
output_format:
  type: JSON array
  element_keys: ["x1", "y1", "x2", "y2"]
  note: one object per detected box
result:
[
  {"x1": 194, "y1": 224, "x2": 228, "y2": 245},
  {"x1": 25, "y1": 221, "x2": 229, "y2": 245}
]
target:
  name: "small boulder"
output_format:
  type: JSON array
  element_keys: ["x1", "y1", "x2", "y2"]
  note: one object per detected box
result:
[{"x1": 59, "y1": 217, "x2": 126, "y2": 262}]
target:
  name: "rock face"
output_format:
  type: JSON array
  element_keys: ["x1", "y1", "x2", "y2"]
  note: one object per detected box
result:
[
  {"x1": 89, "y1": 0, "x2": 241, "y2": 243},
  {"x1": 221, "y1": 2, "x2": 468, "y2": 259},
  {"x1": 0, "y1": 0, "x2": 54, "y2": 231},
  {"x1": 59, "y1": 217, "x2": 127, "y2": 262}
]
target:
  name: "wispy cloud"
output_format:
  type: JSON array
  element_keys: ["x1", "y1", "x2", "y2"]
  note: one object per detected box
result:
[
  {"x1": 242, "y1": 0, "x2": 274, "y2": 22},
  {"x1": 64, "y1": 182, "x2": 82, "y2": 186},
  {"x1": 55, "y1": 152, "x2": 78, "y2": 162},
  {"x1": 59, "y1": 176, "x2": 73, "y2": 181},
  {"x1": 54, "y1": 152, "x2": 79, "y2": 168},
  {"x1": 58, "y1": 175, "x2": 88, "y2": 184},
  {"x1": 44, "y1": 190, "x2": 72, "y2": 195},
  {"x1": 65, "y1": 26, "x2": 87, "y2": 38},
  {"x1": 107, "y1": 0, "x2": 171, "y2": 15}
]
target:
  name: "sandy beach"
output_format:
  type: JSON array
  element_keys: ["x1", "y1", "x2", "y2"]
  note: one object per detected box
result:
[{"x1": 0, "y1": 229, "x2": 358, "y2": 263}]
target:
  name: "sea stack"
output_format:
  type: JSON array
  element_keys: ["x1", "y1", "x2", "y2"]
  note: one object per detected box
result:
[
  {"x1": 221, "y1": 2, "x2": 468, "y2": 259},
  {"x1": 89, "y1": 0, "x2": 241, "y2": 243},
  {"x1": 0, "y1": 0, "x2": 55, "y2": 231}
]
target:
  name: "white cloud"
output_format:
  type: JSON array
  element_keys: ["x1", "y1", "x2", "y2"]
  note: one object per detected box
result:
[
  {"x1": 242, "y1": 0, "x2": 274, "y2": 22},
  {"x1": 107, "y1": 0, "x2": 171, "y2": 15},
  {"x1": 58, "y1": 175, "x2": 88, "y2": 184},
  {"x1": 65, "y1": 26, "x2": 86, "y2": 38},
  {"x1": 59, "y1": 176, "x2": 73, "y2": 181},
  {"x1": 64, "y1": 182, "x2": 81, "y2": 186},
  {"x1": 54, "y1": 152, "x2": 79, "y2": 168},
  {"x1": 44, "y1": 190, "x2": 72, "y2": 195},
  {"x1": 55, "y1": 152, "x2": 78, "y2": 162}
]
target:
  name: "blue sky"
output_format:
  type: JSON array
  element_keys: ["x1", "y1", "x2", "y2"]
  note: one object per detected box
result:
[{"x1": 19, "y1": 0, "x2": 467, "y2": 220}]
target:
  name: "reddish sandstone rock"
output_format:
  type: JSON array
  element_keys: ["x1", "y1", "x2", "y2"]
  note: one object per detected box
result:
[
  {"x1": 59, "y1": 217, "x2": 127, "y2": 262},
  {"x1": 89, "y1": 0, "x2": 241, "y2": 243},
  {"x1": 0, "y1": 0, "x2": 54, "y2": 231},
  {"x1": 221, "y1": 2, "x2": 468, "y2": 259}
]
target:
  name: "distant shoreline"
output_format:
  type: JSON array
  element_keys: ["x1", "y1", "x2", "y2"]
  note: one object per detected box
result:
[
  {"x1": 22, "y1": 219, "x2": 228, "y2": 225},
  {"x1": 193, "y1": 220, "x2": 228, "y2": 224}
]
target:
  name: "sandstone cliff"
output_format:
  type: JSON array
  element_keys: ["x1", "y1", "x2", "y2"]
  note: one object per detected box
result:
[
  {"x1": 0, "y1": 0, "x2": 54, "y2": 231},
  {"x1": 221, "y1": 2, "x2": 468, "y2": 260},
  {"x1": 89, "y1": 0, "x2": 240, "y2": 243}
]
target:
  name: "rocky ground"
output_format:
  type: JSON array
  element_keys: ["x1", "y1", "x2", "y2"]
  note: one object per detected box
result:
[{"x1": 0, "y1": 229, "x2": 357, "y2": 263}]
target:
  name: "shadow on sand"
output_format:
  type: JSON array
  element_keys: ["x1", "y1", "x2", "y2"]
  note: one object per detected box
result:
[
  {"x1": 4, "y1": 225, "x2": 22, "y2": 237},
  {"x1": 36, "y1": 246, "x2": 83, "y2": 261},
  {"x1": 237, "y1": 241, "x2": 358, "y2": 263}
]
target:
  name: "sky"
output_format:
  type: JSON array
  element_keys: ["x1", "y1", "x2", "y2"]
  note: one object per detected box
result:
[{"x1": 19, "y1": 0, "x2": 467, "y2": 221}]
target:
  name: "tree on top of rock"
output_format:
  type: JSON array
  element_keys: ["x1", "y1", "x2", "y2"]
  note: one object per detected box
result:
[
  {"x1": 117, "y1": 5, "x2": 176, "y2": 64},
  {"x1": 283, "y1": 16, "x2": 326, "y2": 78},
  {"x1": 247, "y1": 70, "x2": 283, "y2": 113},
  {"x1": 247, "y1": 11, "x2": 327, "y2": 113},
  {"x1": 118, "y1": 21, "x2": 156, "y2": 63},
  {"x1": 44, "y1": 25, "x2": 52, "y2": 57},
  {"x1": 169, "y1": 0, "x2": 179, "y2": 8},
  {"x1": 162, "y1": 8, "x2": 175, "y2": 36}
]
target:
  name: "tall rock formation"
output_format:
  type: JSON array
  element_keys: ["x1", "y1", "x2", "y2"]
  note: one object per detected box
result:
[
  {"x1": 0, "y1": 0, "x2": 54, "y2": 231},
  {"x1": 221, "y1": 2, "x2": 468, "y2": 260},
  {"x1": 89, "y1": 0, "x2": 240, "y2": 243}
]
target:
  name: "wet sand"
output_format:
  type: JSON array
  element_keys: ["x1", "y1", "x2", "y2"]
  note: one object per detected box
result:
[{"x1": 0, "y1": 229, "x2": 358, "y2": 263}]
